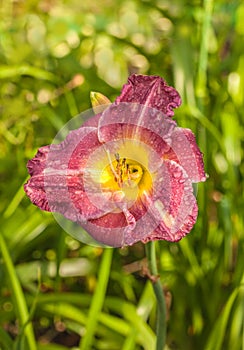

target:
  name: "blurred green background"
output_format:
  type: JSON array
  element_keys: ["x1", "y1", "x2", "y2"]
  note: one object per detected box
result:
[{"x1": 0, "y1": 0, "x2": 243, "y2": 349}]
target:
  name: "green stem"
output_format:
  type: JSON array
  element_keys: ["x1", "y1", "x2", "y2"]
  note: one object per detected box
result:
[
  {"x1": 145, "y1": 241, "x2": 166, "y2": 350},
  {"x1": 0, "y1": 232, "x2": 37, "y2": 350},
  {"x1": 79, "y1": 247, "x2": 113, "y2": 350}
]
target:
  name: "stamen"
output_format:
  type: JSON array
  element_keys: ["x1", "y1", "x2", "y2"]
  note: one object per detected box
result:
[
  {"x1": 101, "y1": 153, "x2": 144, "y2": 192},
  {"x1": 115, "y1": 153, "x2": 120, "y2": 162}
]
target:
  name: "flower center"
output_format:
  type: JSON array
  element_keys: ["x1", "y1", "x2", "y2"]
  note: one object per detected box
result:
[
  {"x1": 100, "y1": 153, "x2": 151, "y2": 204},
  {"x1": 112, "y1": 153, "x2": 143, "y2": 188}
]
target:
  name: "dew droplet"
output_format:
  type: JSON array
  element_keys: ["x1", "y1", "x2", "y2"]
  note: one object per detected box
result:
[
  {"x1": 173, "y1": 169, "x2": 182, "y2": 178},
  {"x1": 178, "y1": 178, "x2": 186, "y2": 184}
]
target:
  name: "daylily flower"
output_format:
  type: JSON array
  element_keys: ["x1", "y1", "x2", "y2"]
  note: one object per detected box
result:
[{"x1": 24, "y1": 74, "x2": 206, "y2": 247}]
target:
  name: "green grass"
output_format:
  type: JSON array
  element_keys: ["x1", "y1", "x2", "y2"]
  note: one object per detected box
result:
[{"x1": 0, "y1": 0, "x2": 243, "y2": 349}]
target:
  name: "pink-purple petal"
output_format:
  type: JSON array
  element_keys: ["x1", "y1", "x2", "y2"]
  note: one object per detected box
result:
[
  {"x1": 26, "y1": 146, "x2": 50, "y2": 177},
  {"x1": 140, "y1": 160, "x2": 198, "y2": 242},
  {"x1": 116, "y1": 74, "x2": 181, "y2": 117},
  {"x1": 98, "y1": 102, "x2": 176, "y2": 142},
  {"x1": 24, "y1": 146, "x2": 51, "y2": 211},
  {"x1": 142, "y1": 202, "x2": 198, "y2": 243},
  {"x1": 82, "y1": 213, "x2": 127, "y2": 247},
  {"x1": 24, "y1": 126, "x2": 107, "y2": 220},
  {"x1": 170, "y1": 127, "x2": 207, "y2": 182}
]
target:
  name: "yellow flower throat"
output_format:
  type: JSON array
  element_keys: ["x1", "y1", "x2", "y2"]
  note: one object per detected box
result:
[
  {"x1": 101, "y1": 154, "x2": 143, "y2": 189},
  {"x1": 100, "y1": 153, "x2": 152, "y2": 203},
  {"x1": 113, "y1": 153, "x2": 143, "y2": 188}
]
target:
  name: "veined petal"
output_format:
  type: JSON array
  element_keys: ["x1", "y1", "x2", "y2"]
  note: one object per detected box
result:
[
  {"x1": 24, "y1": 126, "x2": 109, "y2": 220},
  {"x1": 82, "y1": 212, "x2": 127, "y2": 247},
  {"x1": 142, "y1": 202, "x2": 198, "y2": 243},
  {"x1": 26, "y1": 145, "x2": 50, "y2": 177},
  {"x1": 140, "y1": 160, "x2": 198, "y2": 242},
  {"x1": 116, "y1": 74, "x2": 181, "y2": 117},
  {"x1": 98, "y1": 103, "x2": 176, "y2": 142},
  {"x1": 80, "y1": 200, "x2": 150, "y2": 247},
  {"x1": 170, "y1": 127, "x2": 207, "y2": 182},
  {"x1": 24, "y1": 146, "x2": 51, "y2": 212}
]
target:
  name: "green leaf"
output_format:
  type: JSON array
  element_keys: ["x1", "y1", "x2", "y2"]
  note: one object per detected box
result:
[{"x1": 0, "y1": 65, "x2": 59, "y2": 82}]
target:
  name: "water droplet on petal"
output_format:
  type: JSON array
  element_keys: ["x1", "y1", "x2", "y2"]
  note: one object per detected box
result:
[
  {"x1": 173, "y1": 170, "x2": 182, "y2": 178},
  {"x1": 178, "y1": 178, "x2": 186, "y2": 184}
]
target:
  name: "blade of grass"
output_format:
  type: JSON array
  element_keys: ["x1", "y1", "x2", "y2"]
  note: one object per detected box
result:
[
  {"x1": 0, "y1": 232, "x2": 37, "y2": 350},
  {"x1": 146, "y1": 241, "x2": 166, "y2": 350},
  {"x1": 79, "y1": 247, "x2": 113, "y2": 350},
  {"x1": 121, "y1": 281, "x2": 155, "y2": 350},
  {"x1": 64, "y1": 89, "x2": 79, "y2": 117},
  {"x1": 3, "y1": 181, "x2": 27, "y2": 218},
  {"x1": 28, "y1": 291, "x2": 155, "y2": 348},
  {"x1": 105, "y1": 297, "x2": 156, "y2": 349},
  {"x1": 196, "y1": 0, "x2": 214, "y2": 103},
  {"x1": 0, "y1": 65, "x2": 59, "y2": 83},
  {"x1": 43, "y1": 302, "x2": 87, "y2": 325},
  {"x1": 205, "y1": 286, "x2": 239, "y2": 350},
  {"x1": 42, "y1": 301, "x2": 128, "y2": 338},
  {"x1": 195, "y1": 0, "x2": 214, "y2": 247},
  {"x1": 0, "y1": 327, "x2": 13, "y2": 350}
]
